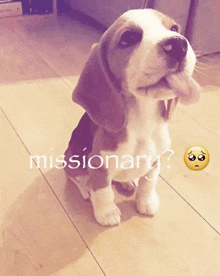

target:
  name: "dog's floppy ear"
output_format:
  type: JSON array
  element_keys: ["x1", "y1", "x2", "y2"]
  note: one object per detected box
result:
[
  {"x1": 160, "y1": 98, "x2": 178, "y2": 120},
  {"x1": 72, "y1": 43, "x2": 126, "y2": 133}
]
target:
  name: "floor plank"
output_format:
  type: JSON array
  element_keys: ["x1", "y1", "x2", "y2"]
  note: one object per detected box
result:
[
  {"x1": 159, "y1": 89, "x2": 219, "y2": 232},
  {"x1": 0, "y1": 110, "x2": 105, "y2": 276},
  {"x1": 1, "y1": 78, "x2": 218, "y2": 232},
  {"x1": 44, "y1": 168, "x2": 219, "y2": 276},
  {"x1": 1, "y1": 78, "x2": 84, "y2": 167},
  {"x1": 0, "y1": 17, "x2": 58, "y2": 84},
  {"x1": 178, "y1": 86, "x2": 219, "y2": 137},
  {"x1": 0, "y1": 14, "x2": 102, "y2": 82}
]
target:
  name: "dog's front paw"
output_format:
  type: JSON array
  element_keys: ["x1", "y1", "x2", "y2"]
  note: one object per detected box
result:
[
  {"x1": 136, "y1": 192, "x2": 160, "y2": 216},
  {"x1": 94, "y1": 203, "x2": 121, "y2": 226}
]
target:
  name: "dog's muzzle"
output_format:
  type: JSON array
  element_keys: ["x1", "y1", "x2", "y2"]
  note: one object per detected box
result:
[{"x1": 162, "y1": 37, "x2": 188, "y2": 61}]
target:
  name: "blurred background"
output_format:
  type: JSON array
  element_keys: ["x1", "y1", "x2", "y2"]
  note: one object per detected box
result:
[
  {"x1": 1, "y1": 0, "x2": 219, "y2": 55},
  {"x1": 62, "y1": 0, "x2": 219, "y2": 55}
]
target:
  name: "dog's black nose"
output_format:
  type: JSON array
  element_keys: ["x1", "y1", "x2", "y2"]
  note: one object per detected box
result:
[{"x1": 162, "y1": 37, "x2": 188, "y2": 60}]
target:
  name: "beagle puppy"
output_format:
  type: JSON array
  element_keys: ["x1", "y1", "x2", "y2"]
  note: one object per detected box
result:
[{"x1": 64, "y1": 9, "x2": 200, "y2": 226}]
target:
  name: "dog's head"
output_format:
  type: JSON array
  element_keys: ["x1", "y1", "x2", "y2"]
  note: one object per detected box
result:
[{"x1": 73, "y1": 9, "x2": 200, "y2": 132}]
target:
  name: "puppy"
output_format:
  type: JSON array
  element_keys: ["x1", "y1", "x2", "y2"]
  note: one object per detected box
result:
[{"x1": 64, "y1": 9, "x2": 200, "y2": 226}]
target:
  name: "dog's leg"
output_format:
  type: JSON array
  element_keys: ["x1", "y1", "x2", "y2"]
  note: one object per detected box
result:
[
  {"x1": 136, "y1": 159, "x2": 160, "y2": 216},
  {"x1": 89, "y1": 169, "x2": 121, "y2": 226}
]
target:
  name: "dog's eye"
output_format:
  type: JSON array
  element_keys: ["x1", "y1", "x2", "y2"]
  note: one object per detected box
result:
[
  {"x1": 119, "y1": 31, "x2": 142, "y2": 48},
  {"x1": 188, "y1": 154, "x2": 196, "y2": 161},
  {"x1": 170, "y1": 25, "x2": 179, "y2": 32}
]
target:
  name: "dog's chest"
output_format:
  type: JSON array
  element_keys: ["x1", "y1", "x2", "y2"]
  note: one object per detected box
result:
[
  {"x1": 119, "y1": 119, "x2": 170, "y2": 160},
  {"x1": 122, "y1": 99, "x2": 171, "y2": 158},
  {"x1": 100, "y1": 105, "x2": 171, "y2": 181}
]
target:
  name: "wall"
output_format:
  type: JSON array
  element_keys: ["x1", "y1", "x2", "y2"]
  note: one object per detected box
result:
[{"x1": 64, "y1": 0, "x2": 219, "y2": 54}]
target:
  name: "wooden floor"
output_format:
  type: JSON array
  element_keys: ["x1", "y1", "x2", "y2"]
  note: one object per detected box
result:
[{"x1": 0, "y1": 13, "x2": 219, "y2": 276}]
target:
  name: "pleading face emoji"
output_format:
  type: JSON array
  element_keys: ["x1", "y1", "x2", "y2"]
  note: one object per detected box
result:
[{"x1": 184, "y1": 146, "x2": 209, "y2": 171}]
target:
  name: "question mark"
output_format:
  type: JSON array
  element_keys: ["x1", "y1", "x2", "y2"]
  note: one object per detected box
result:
[
  {"x1": 144, "y1": 158, "x2": 161, "y2": 181},
  {"x1": 144, "y1": 149, "x2": 174, "y2": 181},
  {"x1": 162, "y1": 149, "x2": 174, "y2": 168}
]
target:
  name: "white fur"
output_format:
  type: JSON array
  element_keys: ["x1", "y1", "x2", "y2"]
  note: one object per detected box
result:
[
  {"x1": 92, "y1": 97, "x2": 169, "y2": 225},
  {"x1": 123, "y1": 10, "x2": 196, "y2": 96},
  {"x1": 74, "y1": 9, "x2": 198, "y2": 226},
  {"x1": 136, "y1": 159, "x2": 160, "y2": 215},
  {"x1": 100, "y1": 97, "x2": 171, "y2": 182},
  {"x1": 91, "y1": 186, "x2": 121, "y2": 226}
]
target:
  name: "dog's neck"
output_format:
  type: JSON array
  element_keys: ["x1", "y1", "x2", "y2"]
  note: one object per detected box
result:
[
  {"x1": 122, "y1": 92, "x2": 165, "y2": 136},
  {"x1": 124, "y1": 92, "x2": 162, "y2": 120}
]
